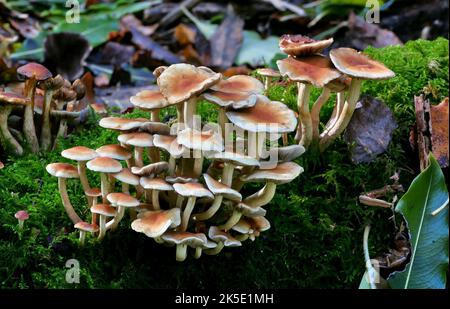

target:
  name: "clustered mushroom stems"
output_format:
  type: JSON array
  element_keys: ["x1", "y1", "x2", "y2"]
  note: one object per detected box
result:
[
  {"x1": 0, "y1": 105, "x2": 23, "y2": 155},
  {"x1": 322, "y1": 92, "x2": 345, "y2": 137},
  {"x1": 296, "y1": 82, "x2": 313, "y2": 147},
  {"x1": 23, "y1": 76, "x2": 40, "y2": 153},
  {"x1": 310, "y1": 87, "x2": 331, "y2": 141},
  {"x1": 58, "y1": 177, "x2": 83, "y2": 224}
]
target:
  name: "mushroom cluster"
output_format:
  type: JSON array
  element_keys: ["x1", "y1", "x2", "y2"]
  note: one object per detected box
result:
[
  {"x1": 47, "y1": 63, "x2": 304, "y2": 261},
  {"x1": 0, "y1": 62, "x2": 88, "y2": 155},
  {"x1": 276, "y1": 34, "x2": 395, "y2": 151}
]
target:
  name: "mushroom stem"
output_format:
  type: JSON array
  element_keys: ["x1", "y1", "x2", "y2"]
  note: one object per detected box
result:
[
  {"x1": 79, "y1": 231, "x2": 86, "y2": 246},
  {"x1": 40, "y1": 89, "x2": 54, "y2": 151},
  {"x1": 176, "y1": 104, "x2": 184, "y2": 123},
  {"x1": 77, "y1": 162, "x2": 91, "y2": 194},
  {"x1": 145, "y1": 189, "x2": 152, "y2": 204},
  {"x1": 204, "y1": 242, "x2": 225, "y2": 255},
  {"x1": 100, "y1": 173, "x2": 109, "y2": 204},
  {"x1": 0, "y1": 105, "x2": 23, "y2": 155},
  {"x1": 180, "y1": 196, "x2": 196, "y2": 231},
  {"x1": 322, "y1": 91, "x2": 345, "y2": 136},
  {"x1": 109, "y1": 206, "x2": 125, "y2": 231},
  {"x1": 221, "y1": 162, "x2": 236, "y2": 186},
  {"x1": 122, "y1": 182, "x2": 130, "y2": 195},
  {"x1": 194, "y1": 247, "x2": 202, "y2": 259},
  {"x1": 168, "y1": 156, "x2": 176, "y2": 176},
  {"x1": 175, "y1": 244, "x2": 188, "y2": 262},
  {"x1": 23, "y1": 77, "x2": 39, "y2": 153},
  {"x1": 176, "y1": 195, "x2": 184, "y2": 209},
  {"x1": 18, "y1": 220, "x2": 25, "y2": 230},
  {"x1": 193, "y1": 195, "x2": 223, "y2": 221},
  {"x1": 311, "y1": 87, "x2": 331, "y2": 142},
  {"x1": 58, "y1": 178, "x2": 82, "y2": 224},
  {"x1": 243, "y1": 182, "x2": 277, "y2": 207},
  {"x1": 319, "y1": 79, "x2": 362, "y2": 151},
  {"x1": 297, "y1": 82, "x2": 313, "y2": 148},
  {"x1": 218, "y1": 210, "x2": 242, "y2": 231},
  {"x1": 148, "y1": 147, "x2": 160, "y2": 163},
  {"x1": 263, "y1": 77, "x2": 270, "y2": 91},
  {"x1": 218, "y1": 109, "x2": 227, "y2": 138},
  {"x1": 150, "y1": 109, "x2": 160, "y2": 122},
  {"x1": 183, "y1": 98, "x2": 197, "y2": 128},
  {"x1": 235, "y1": 234, "x2": 249, "y2": 242},
  {"x1": 134, "y1": 147, "x2": 144, "y2": 167},
  {"x1": 152, "y1": 189, "x2": 161, "y2": 210},
  {"x1": 193, "y1": 150, "x2": 203, "y2": 178},
  {"x1": 91, "y1": 197, "x2": 98, "y2": 225},
  {"x1": 97, "y1": 215, "x2": 107, "y2": 241},
  {"x1": 55, "y1": 117, "x2": 68, "y2": 146}
]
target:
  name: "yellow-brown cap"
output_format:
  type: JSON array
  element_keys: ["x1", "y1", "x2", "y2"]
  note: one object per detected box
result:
[
  {"x1": 131, "y1": 208, "x2": 181, "y2": 238},
  {"x1": 279, "y1": 34, "x2": 333, "y2": 57},
  {"x1": 61, "y1": 146, "x2": 98, "y2": 162},
  {"x1": 46, "y1": 163, "x2": 79, "y2": 178}
]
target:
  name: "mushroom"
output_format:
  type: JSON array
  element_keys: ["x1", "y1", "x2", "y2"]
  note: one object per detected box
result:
[
  {"x1": 15, "y1": 210, "x2": 29, "y2": 230},
  {"x1": 217, "y1": 201, "x2": 266, "y2": 231},
  {"x1": 117, "y1": 132, "x2": 154, "y2": 167},
  {"x1": 38, "y1": 74, "x2": 64, "y2": 151},
  {"x1": 193, "y1": 173, "x2": 242, "y2": 221},
  {"x1": 139, "y1": 122, "x2": 171, "y2": 136},
  {"x1": 173, "y1": 182, "x2": 213, "y2": 231},
  {"x1": 17, "y1": 62, "x2": 52, "y2": 153},
  {"x1": 210, "y1": 75, "x2": 264, "y2": 94},
  {"x1": 131, "y1": 208, "x2": 181, "y2": 238},
  {"x1": 279, "y1": 34, "x2": 333, "y2": 57},
  {"x1": 160, "y1": 231, "x2": 208, "y2": 262},
  {"x1": 256, "y1": 68, "x2": 281, "y2": 91},
  {"x1": 232, "y1": 216, "x2": 271, "y2": 241},
  {"x1": 46, "y1": 163, "x2": 82, "y2": 223},
  {"x1": 112, "y1": 167, "x2": 140, "y2": 194},
  {"x1": 86, "y1": 157, "x2": 122, "y2": 203},
  {"x1": 204, "y1": 226, "x2": 241, "y2": 255},
  {"x1": 85, "y1": 187, "x2": 102, "y2": 224},
  {"x1": 263, "y1": 144, "x2": 306, "y2": 164},
  {"x1": 157, "y1": 63, "x2": 221, "y2": 128},
  {"x1": 139, "y1": 178, "x2": 173, "y2": 210},
  {"x1": 130, "y1": 87, "x2": 173, "y2": 122},
  {"x1": 90, "y1": 203, "x2": 116, "y2": 240},
  {"x1": 153, "y1": 134, "x2": 187, "y2": 176},
  {"x1": 106, "y1": 192, "x2": 140, "y2": 231},
  {"x1": 96, "y1": 144, "x2": 132, "y2": 167},
  {"x1": 277, "y1": 55, "x2": 341, "y2": 147},
  {"x1": 131, "y1": 161, "x2": 169, "y2": 177},
  {"x1": 0, "y1": 92, "x2": 30, "y2": 155},
  {"x1": 74, "y1": 222, "x2": 99, "y2": 246},
  {"x1": 99, "y1": 117, "x2": 149, "y2": 132},
  {"x1": 319, "y1": 48, "x2": 395, "y2": 151}
]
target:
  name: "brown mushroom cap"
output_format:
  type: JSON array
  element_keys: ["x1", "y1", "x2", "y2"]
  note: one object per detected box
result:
[
  {"x1": 118, "y1": 132, "x2": 154, "y2": 147},
  {"x1": 153, "y1": 66, "x2": 167, "y2": 78},
  {"x1": 157, "y1": 63, "x2": 222, "y2": 104},
  {"x1": 95, "y1": 144, "x2": 132, "y2": 161},
  {"x1": 17, "y1": 62, "x2": 52, "y2": 81},
  {"x1": 39, "y1": 75, "x2": 64, "y2": 91},
  {"x1": 131, "y1": 162, "x2": 169, "y2": 176},
  {"x1": 0, "y1": 92, "x2": 30, "y2": 105},
  {"x1": 279, "y1": 34, "x2": 333, "y2": 57},
  {"x1": 153, "y1": 134, "x2": 186, "y2": 158},
  {"x1": 173, "y1": 182, "x2": 214, "y2": 199},
  {"x1": 46, "y1": 163, "x2": 79, "y2": 178},
  {"x1": 85, "y1": 187, "x2": 102, "y2": 197},
  {"x1": 166, "y1": 176, "x2": 198, "y2": 184},
  {"x1": 177, "y1": 128, "x2": 224, "y2": 152},
  {"x1": 131, "y1": 208, "x2": 181, "y2": 238},
  {"x1": 240, "y1": 161, "x2": 303, "y2": 184},
  {"x1": 210, "y1": 75, "x2": 264, "y2": 94},
  {"x1": 203, "y1": 91, "x2": 258, "y2": 109},
  {"x1": 161, "y1": 231, "x2": 207, "y2": 247},
  {"x1": 329, "y1": 48, "x2": 395, "y2": 80},
  {"x1": 204, "y1": 151, "x2": 260, "y2": 167},
  {"x1": 99, "y1": 117, "x2": 148, "y2": 131},
  {"x1": 256, "y1": 68, "x2": 281, "y2": 78},
  {"x1": 86, "y1": 157, "x2": 122, "y2": 174},
  {"x1": 74, "y1": 221, "x2": 99, "y2": 232},
  {"x1": 130, "y1": 88, "x2": 172, "y2": 110},
  {"x1": 226, "y1": 95, "x2": 297, "y2": 133},
  {"x1": 233, "y1": 216, "x2": 270, "y2": 234},
  {"x1": 237, "y1": 202, "x2": 266, "y2": 217},
  {"x1": 112, "y1": 168, "x2": 140, "y2": 186},
  {"x1": 208, "y1": 226, "x2": 242, "y2": 247},
  {"x1": 140, "y1": 177, "x2": 173, "y2": 191},
  {"x1": 325, "y1": 75, "x2": 352, "y2": 92},
  {"x1": 107, "y1": 192, "x2": 140, "y2": 207},
  {"x1": 203, "y1": 174, "x2": 242, "y2": 201},
  {"x1": 277, "y1": 55, "x2": 341, "y2": 87},
  {"x1": 61, "y1": 146, "x2": 98, "y2": 162},
  {"x1": 139, "y1": 122, "x2": 171, "y2": 135},
  {"x1": 90, "y1": 203, "x2": 116, "y2": 217},
  {"x1": 266, "y1": 144, "x2": 306, "y2": 163}
]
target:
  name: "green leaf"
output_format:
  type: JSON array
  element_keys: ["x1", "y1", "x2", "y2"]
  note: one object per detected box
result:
[{"x1": 388, "y1": 154, "x2": 449, "y2": 289}]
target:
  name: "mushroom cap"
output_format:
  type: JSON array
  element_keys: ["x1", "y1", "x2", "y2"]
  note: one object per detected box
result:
[
  {"x1": 118, "y1": 132, "x2": 153, "y2": 147},
  {"x1": 112, "y1": 168, "x2": 140, "y2": 186},
  {"x1": 204, "y1": 151, "x2": 260, "y2": 167},
  {"x1": 39, "y1": 75, "x2": 64, "y2": 91},
  {"x1": 161, "y1": 231, "x2": 207, "y2": 247},
  {"x1": 247, "y1": 216, "x2": 271, "y2": 232},
  {"x1": 0, "y1": 161, "x2": 4, "y2": 169},
  {"x1": 139, "y1": 122, "x2": 171, "y2": 135},
  {"x1": 61, "y1": 146, "x2": 98, "y2": 162},
  {"x1": 325, "y1": 75, "x2": 352, "y2": 92},
  {"x1": 130, "y1": 88, "x2": 172, "y2": 110},
  {"x1": 237, "y1": 202, "x2": 266, "y2": 217},
  {"x1": 153, "y1": 134, "x2": 186, "y2": 158},
  {"x1": 153, "y1": 66, "x2": 168, "y2": 78},
  {"x1": 131, "y1": 208, "x2": 181, "y2": 238},
  {"x1": 15, "y1": 210, "x2": 29, "y2": 221},
  {"x1": 90, "y1": 203, "x2": 116, "y2": 217},
  {"x1": 210, "y1": 75, "x2": 264, "y2": 94},
  {"x1": 203, "y1": 91, "x2": 258, "y2": 109},
  {"x1": 74, "y1": 222, "x2": 99, "y2": 232},
  {"x1": 107, "y1": 192, "x2": 140, "y2": 207},
  {"x1": 240, "y1": 162, "x2": 303, "y2": 184},
  {"x1": 177, "y1": 128, "x2": 224, "y2": 152},
  {"x1": 53, "y1": 87, "x2": 77, "y2": 101},
  {"x1": 329, "y1": 47, "x2": 395, "y2": 80},
  {"x1": 17, "y1": 62, "x2": 52, "y2": 80},
  {"x1": 226, "y1": 95, "x2": 297, "y2": 133},
  {"x1": 157, "y1": 63, "x2": 222, "y2": 104},
  {"x1": 208, "y1": 226, "x2": 241, "y2": 247},
  {"x1": 46, "y1": 163, "x2": 79, "y2": 178},
  {"x1": 166, "y1": 176, "x2": 198, "y2": 184},
  {"x1": 0, "y1": 92, "x2": 30, "y2": 105},
  {"x1": 256, "y1": 68, "x2": 281, "y2": 78},
  {"x1": 99, "y1": 117, "x2": 148, "y2": 131},
  {"x1": 269, "y1": 144, "x2": 306, "y2": 163},
  {"x1": 203, "y1": 174, "x2": 242, "y2": 201},
  {"x1": 277, "y1": 55, "x2": 341, "y2": 87},
  {"x1": 85, "y1": 187, "x2": 102, "y2": 197},
  {"x1": 131, "y1": 162, "x2": 169, "y2": 176},
  {"x1": 140, "y1": 177, "x2": 173, "y2": 191},
  {"x1": 279, "y1": 34, "x2": 333, "y2": 57},
  {"x1": 86, "y1": 157, "x2": 122, "y2": 173},
  {"x1": 173, "y1": 182, "x2": 213, "y2": 199},
  {"x1": 95, "y1": 144, "x2": 132, "y2": 160}
]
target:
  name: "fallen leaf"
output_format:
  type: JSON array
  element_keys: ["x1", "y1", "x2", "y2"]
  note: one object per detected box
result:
[
  {"x1": 344, "y1": 95, "x2": 398, "y2": 163},
  {"x1": 98, "y1": 42, "x2": 135, "y2": 66},
  {"x1": 120, "y1": 14, "x2": 158, "y2": 37},
  {"x1": 96, "y1": 85, "x2": 149, "y2": 114},
  {"x1": 174, "y1": 23, "x2": 197, "y2": 46},
  {"x1": 430, "y1": 97, "x2": 449, "y2": 168}
]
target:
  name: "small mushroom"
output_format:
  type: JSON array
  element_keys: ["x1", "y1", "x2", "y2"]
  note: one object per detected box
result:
[
  {"x1": 256, "y1": 68, "x2": 281, "y2": 91},
  {"x1": 217, "y1": 202, "x2": 266, "y2": 231},
  {"x1": 15, "y1": 210, "x2": 29, "y2": 230},
  {"x1": 232, "y1": 216, "x2": 271, "y2": 241},
  {"x1": 96, "y1": 144, "x2": 132, "y2": 167},
  {"x1": 131, "y1": 161, "x2": 169, "y2": 177},
  {"x1": 130, "y1": 87, "x2": 173, "y2": 122},
  {"x1": 85, "y1": 187, "x2": 102, "y2": 224},
  {"x1": 279, "y1": 34, "x2": 333, "y2": 57},
  {"x1": 112, "y1": 167, "x2": 140, "y2": 194},
  {"x1": 153, "y1": 134, "x2": 187, "y2": 176},
  {"x1": 86, "y1": 157, "x2": 122, "y2": 203},
  {"x1": 210, "y1": 75, "x2": 264, "y2": 94},
  {"x1": 139, "y1": 178, "x2": 173, "y2": 210},
  {"x1": 161, "y1": 231, "x2": 208, "y2": 262},
  {"x1": 118, "y1": 132, "x2": 154, "y2": 167},
  {"x1": 204, "y1": 226, "x2": 241, "y2": 255},
  {"x1": 131, "y1": 208, "x2": 181, "y2": 238},
  {"x1": 74, "y1": 222, "x2": 99, "y2": 246},
  {"x1": 106, "y1": 192, "x2": 140, "y2": 231},
  {"x1": 90, "y1": 203, "x2": 116, "y2": 240},
  {"x1": 99, "y1": 117, "x2": 149, "y2": 132}
]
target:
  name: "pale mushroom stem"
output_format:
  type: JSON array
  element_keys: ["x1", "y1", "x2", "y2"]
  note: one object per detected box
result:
[
  {"x1": 145, "y1": 189, "x2": 152, "y2": 204},
  {"x1": 168, "y1": 156, "x2": 176, "y2": 176},
  {"x1": 176, "y1": 244, "x2": 188, "y2": 262},
  {"x1": 18, "y1": 220, "x2": 25, "y2": 230},
  {"x1": 180, "y1": 196, "x2": 196, "y2": 231},
  {"x1": 193, "y1": 150, "x2": 203, "y2": 178},
  {"x1": 91, "y1": 197, "x2": 98, "y2": 225},
  {"x1": 134, "y1": 147, "x2": 144, "y2": 167},
  {"x1": 193, "y1": 195, "x2": 223, "y2": 221},
  {"x1": 109, "y1": 206, "x2": 125, "y2": 231},
  {"x1": 151, "y1": 109, "x2": 160, "y2": 122},
  {"x1": 319, "y1": 79, "x2": 362, "y2": 151},
  {"x1": 100, "y1": 173, "x2": 109, "y2": 204},
  {"x1": 58, "y1": 178, "x2": 82, "y2": 224},
  {"x1": 218, "y1": 210, "x2": 242, "y2": 231},
  {"x1": 23, "y1": 77, "x2": 39, "y2": 153},
  {"x1": 297, "y1": 82, "x2": 313, "y2": 148},
  {"x1": 263, "y1": 77, "x2": 270, "y2": 91},
  {"x1": 148, "y1": 147, "x2": 160, "y2": 163},
  {"x1": 97, "y1": 215, "x2": 107, "y2": 240},
  {"x1": 243, "y1": 182, "x2": 277, "y2": 207},
  {"x1": 40, "y1": 89, "x2": 54, "y2": 151},
  {"x1": 322, "y1": 91, "x2": 345, "y2": 136},
  {"x1": 55, "y1": 116, "x2": 68, "y2": 144},
  {"x1": 311, "y1": 87, "x2": 331, "y2": 142},
  {"x1": 235, "y1": 234, "x2": 249, "y2": 242},
  {"x1": 79, "y1": 231, "x2": 86, "y2": 246},
  {"x1": 77, "y1": 162, "x2": 92, "y2": 201},
  {"x1": 194, "y1": 247, "x2": 202, "y2": 259},
  {"x1": 0, "y1": 105, "x2": 23, "y2": 155},
  {"x1": 152, "y1": 190, "x2": 161, "y2": 210},
  {"x1": 176, "y1": 104, "x2": 184, "y2": 123},
  {"x1": 204, "y1": 242, "x2": 225, "y2": 255},
  {"x1": 257, "y1": 132, "x2": 266, "y2": 160},
  {"x1": 247, "y1": 131, "x2": 258, "y2": 159},
  {"x1": 218, "y1": 109, "x2": 227, "y2": 138},
  {"x1": 221, "y1": 162, "x2": 236, "y2": 186},
  {"x1": 183, "y1": 97, "x2": 197, "y2": 128},
  {"x1": 176, "y1": 195, "x2": 184, "y2": 209}
]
